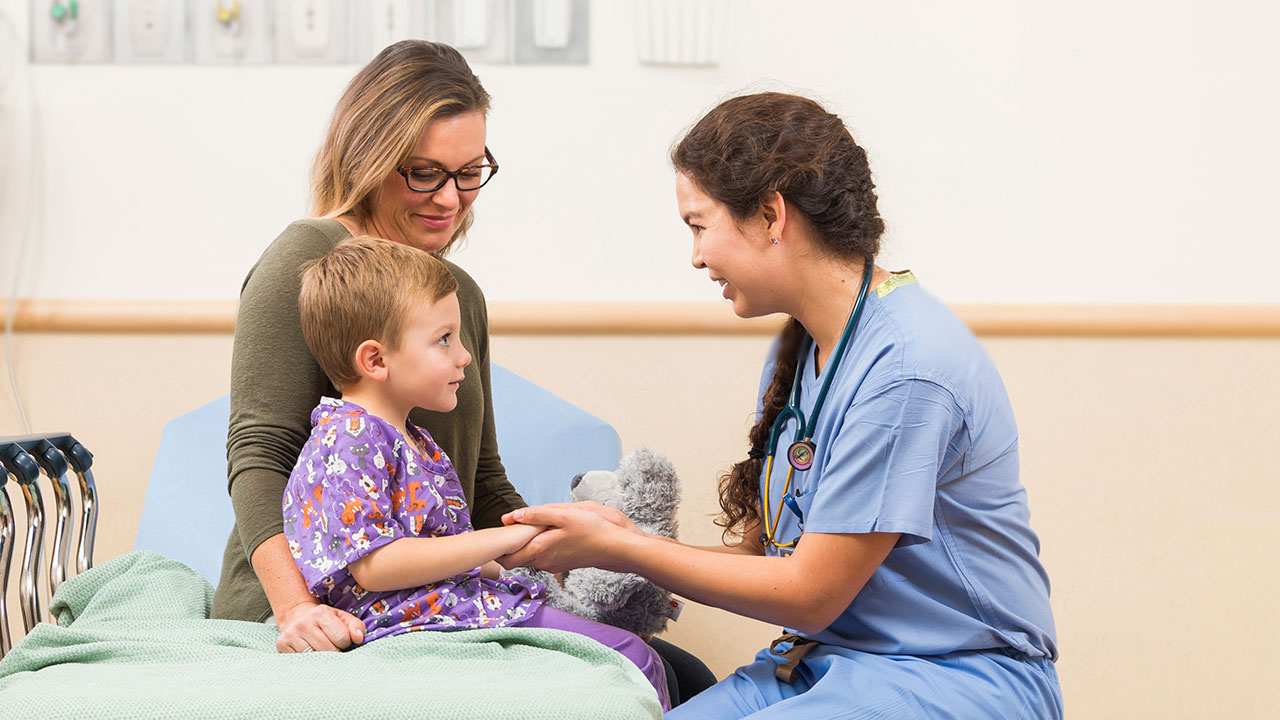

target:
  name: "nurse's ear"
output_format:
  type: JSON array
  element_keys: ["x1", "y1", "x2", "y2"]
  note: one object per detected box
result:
[{"x1": 760, "y1": 190, "x2": 789, "y2": 245}]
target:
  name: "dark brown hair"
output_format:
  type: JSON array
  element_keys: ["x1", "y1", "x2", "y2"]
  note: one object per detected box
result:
[
  {"x1": 671, "y1": 92, "x2": 885, "y2": 542},
  {"x1": 311, "y1": 40, "x2": 491, "y2": 255}
]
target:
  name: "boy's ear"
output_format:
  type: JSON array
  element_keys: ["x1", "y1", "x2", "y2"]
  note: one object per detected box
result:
[{"x1": 353, "y1": 339, "x2": 389, "y2": 383}]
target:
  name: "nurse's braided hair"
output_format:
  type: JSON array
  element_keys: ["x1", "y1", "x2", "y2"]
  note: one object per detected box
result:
[{"x1": 671, "y1": 92, "x2": 885, "y2": 543}]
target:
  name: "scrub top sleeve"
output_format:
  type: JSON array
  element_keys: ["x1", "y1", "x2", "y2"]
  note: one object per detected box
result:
[{"x1": 804, "y1": 379, "x2": 963, "y2": 547}]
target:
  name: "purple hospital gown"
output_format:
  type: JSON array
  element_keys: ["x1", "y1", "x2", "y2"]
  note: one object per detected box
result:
[{"x1": 283, "y1": 397, "x2": 545, "y2": 644}]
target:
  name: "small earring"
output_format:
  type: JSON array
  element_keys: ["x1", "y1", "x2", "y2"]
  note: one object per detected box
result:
[{"x1": 770, "y1": 236, "x2": 779, "y2": 245}]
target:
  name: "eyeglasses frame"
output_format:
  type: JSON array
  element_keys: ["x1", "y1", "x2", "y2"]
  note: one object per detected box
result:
[{"x1": 395, "y1": 147, "x2": 499, "y2": 194}]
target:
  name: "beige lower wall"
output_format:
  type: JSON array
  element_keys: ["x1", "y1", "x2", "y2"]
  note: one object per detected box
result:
[{"x1": 3, "y1": 331, "x2": 1279, "y2": 718}]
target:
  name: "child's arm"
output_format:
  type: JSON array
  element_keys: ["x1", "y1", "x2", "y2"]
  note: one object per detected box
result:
[{"x1": 349, "y1": 523, "x2": 544, "y2": 592}]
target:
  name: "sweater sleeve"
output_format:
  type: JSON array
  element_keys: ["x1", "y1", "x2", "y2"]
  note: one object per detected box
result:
[
  {"x1": 226, "y1": 221, "x2": 346, "y2": 561},
  {"x1": 459, "y1": 274, "x2": 527, "y2": 529}
]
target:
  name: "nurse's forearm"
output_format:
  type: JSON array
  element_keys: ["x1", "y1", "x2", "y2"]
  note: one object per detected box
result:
[{"x1": 608, "y1": 531, "x2": 894, "y2": 634}]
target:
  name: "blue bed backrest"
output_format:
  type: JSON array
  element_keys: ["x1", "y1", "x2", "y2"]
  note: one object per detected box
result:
[{"x1": 134, "y1": 364, "x2": 622, "y2": 587}]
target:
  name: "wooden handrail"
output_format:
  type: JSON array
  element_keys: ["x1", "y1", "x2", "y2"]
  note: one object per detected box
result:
[{"x1": 3, "y1": 299, "x2": 1280, "y2": 337}]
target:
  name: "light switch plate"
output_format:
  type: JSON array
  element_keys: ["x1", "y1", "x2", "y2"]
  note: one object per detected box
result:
[
  {"x1": 31, "y1": 0, "x2": 112, "y2": 63},
  {"x1": 113, "y1": 0, "x2": 186, "y2": 63},
  {"x1": 274, "y1": 0, "x2": 349, "y2": 64},
  {"x1": 191, "y1": 0, "x2": 273, "y2": 64}
]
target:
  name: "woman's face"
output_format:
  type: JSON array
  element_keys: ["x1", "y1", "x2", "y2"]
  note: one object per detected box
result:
[
  {"x1": 367, "y1": 111, "x2": 488, "y2": 253},
  {"x1": 676, "y1": 173, "x2": 780, "y2": 318}
]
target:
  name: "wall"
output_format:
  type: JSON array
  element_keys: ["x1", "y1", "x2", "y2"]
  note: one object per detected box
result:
[
  {"x1": 2, "y1": 330, "x2": 1279, "y2": 719},
  {"x1": 1, "y1": 0, "x2": 1279, "y2": 306}
]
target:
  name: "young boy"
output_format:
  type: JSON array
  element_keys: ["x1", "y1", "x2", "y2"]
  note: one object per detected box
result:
[{"x1": 284, "y1": 237, "x2": 669, "y2": 709}]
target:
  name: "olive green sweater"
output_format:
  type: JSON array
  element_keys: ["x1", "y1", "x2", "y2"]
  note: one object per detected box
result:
[{"x1": 210, "y1": 218, "x2": 526, "y2": 622}]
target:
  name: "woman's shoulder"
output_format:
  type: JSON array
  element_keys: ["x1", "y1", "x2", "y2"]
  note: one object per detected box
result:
[
  {"x1": 241, "y1": 218, "x2": 353, "y2": 291},
  {"x1": 439, "y1": 257, "x2": 485, "y2": 303}
]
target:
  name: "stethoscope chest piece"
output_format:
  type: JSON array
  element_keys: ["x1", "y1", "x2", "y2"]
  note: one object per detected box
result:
[{"x1": 787, "y1": 440, "x2": 815, "y2": 471}]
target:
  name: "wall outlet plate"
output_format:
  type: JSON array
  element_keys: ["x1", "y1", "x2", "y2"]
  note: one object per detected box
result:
[
  {"x1": 31, "y1": 0, "x2": 113, "y2": 63},
  {"x1": 352, "y1": 0, "x2": 428, "y2": 65},
  {"x1": 274, "y1": 0, "x2": 349, "y2": 64},
  {"x1": 113, "y1": 0, "x2": 187, "y2": 63},
  {"x1": 191, "y1": 0, "x2": 273, "y2": 64},
  {"x1": 430, "y1": 0, "x2": 510, "y2": 65},
  {"x1": 513, "y1": 0, "x2": 587, "y2": 64}
]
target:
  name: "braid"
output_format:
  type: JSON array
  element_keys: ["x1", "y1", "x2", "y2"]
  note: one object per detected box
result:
[{"x1": 716, "y1": 318, "x2": 807, "y2": 543}]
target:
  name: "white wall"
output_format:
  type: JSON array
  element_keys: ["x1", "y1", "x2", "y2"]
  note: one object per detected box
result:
[{"x1": 2, "y1": 0, "x2": 1278, "y2": 305}]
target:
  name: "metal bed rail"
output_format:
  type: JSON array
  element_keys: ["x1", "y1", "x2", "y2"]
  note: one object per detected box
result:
[{"x1": 0, "y1": 432, "x2": 99, "y2": 660}]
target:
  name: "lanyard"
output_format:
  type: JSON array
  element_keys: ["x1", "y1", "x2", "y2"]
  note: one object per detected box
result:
[{"x1": 761, "y1": 260, "x2": 874, "y2": 549}]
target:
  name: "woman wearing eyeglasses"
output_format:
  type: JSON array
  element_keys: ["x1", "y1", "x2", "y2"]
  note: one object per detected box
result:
[
  {"x1": 208, "y1": 39, "x2": 714, "y2": 704},
  {"x1": 503, "y1": 92, "x2": 1063, "y2": 718}
]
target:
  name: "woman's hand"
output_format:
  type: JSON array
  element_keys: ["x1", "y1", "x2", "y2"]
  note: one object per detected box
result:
[
  {"x1": 274, "y1": 598, "x2": 366, "y2": 653},
  {"x1": 499, "y1": 504, "x2": 634, "y2": 574}
]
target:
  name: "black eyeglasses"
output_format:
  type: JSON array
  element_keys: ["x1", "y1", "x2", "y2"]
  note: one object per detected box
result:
[{"x1": 396, "y1": 147, "x2": 499, "y2": 193}]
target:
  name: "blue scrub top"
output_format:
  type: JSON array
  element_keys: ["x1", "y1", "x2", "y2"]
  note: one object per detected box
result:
[{"x1": 760, "y1": 273, "x2": 1058, "y2": 660}]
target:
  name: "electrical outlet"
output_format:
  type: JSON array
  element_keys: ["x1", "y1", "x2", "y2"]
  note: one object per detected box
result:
[
  {"x1": 191, "y1": 0, "x2": 271, "y2": 64},
  {"x1": 352, "y1": 0, "x2": 428, "y2": 63},
  {"x1": 30, "y1": 0, "x2": 112, "y2": 63},
  {"x1": 274, "y1": 0, "x2": 349, "y2": 64},
  {"x1": 113, "y1": 0, "x2": 186, "y2": 63}
]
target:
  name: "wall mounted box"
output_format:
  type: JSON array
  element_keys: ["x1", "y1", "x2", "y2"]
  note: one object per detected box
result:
[
  {"x1": 112, "y1": 0, "x2": 187, "y2": 63},
  {"x1": 273, "y1": 0, "x2": 348, "y2": 64},
  {"x1": 31, "y1": 0, "x2": 113, "y2": 63},
  {"x1": 190, "y1": 0, "x2": 273, "y2": 64}
]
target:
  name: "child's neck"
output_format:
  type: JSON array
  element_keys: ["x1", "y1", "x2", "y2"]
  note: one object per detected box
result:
[{"x1": 339, "y1": 386, "x2": 414, "y2": 441}]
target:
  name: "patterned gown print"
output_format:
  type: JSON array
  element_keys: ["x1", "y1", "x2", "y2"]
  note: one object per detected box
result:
[{"x1": 284, "y1": 397, "x2": 545, "y2": 643}]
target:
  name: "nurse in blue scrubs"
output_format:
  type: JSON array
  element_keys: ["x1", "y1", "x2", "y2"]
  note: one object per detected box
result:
[{"x1": 503, "y1": 91, "x2": 1062, "y2": 718}]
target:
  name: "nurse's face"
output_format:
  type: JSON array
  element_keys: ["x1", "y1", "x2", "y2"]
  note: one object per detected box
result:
[
  {"x1": 677, "y1": 173, "x2": 782, "y2": 318},
  {"x1": 367, "y1": 111, "x2": 488, "y2": 253}
]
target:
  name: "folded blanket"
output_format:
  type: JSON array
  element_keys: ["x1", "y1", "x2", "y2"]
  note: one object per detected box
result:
[{"x1": 0, "y1": 551, "x2": 660, "y2": 719}]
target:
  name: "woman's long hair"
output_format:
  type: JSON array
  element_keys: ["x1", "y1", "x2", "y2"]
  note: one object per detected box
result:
[
  {"x1": 671, "y1": 92, "x2": 885, "y2": 542},
  {"x1": 310, "y1": 40, "x2": 490, "y2": 255}
]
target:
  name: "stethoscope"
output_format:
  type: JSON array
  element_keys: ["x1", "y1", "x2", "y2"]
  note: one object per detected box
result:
[{"x1": 760, "y1": 260, "x2": 874, "y2": 550}]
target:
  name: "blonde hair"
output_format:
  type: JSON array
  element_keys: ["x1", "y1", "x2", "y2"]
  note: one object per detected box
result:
[
  {"x1": 299, "y1": 236, "x2": 459, "y2": 390},
  {"x1": 310, "y1": 40, "x2": 491, "y2": 256}
]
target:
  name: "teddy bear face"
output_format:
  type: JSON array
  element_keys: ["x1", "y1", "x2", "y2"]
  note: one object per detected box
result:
[{"x1": 569, "y1": 446, "x2": 679, "y2": 538}]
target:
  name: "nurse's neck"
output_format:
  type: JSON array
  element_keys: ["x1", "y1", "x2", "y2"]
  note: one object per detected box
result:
[{"x1": 790, "y1": 256, "x2": 887, "y2": 375}]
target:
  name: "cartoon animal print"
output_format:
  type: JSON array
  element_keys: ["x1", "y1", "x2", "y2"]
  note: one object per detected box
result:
[
  {"x1": 400, "y1": 600, "x2": 423, "y2": 624},
  {"x1": 350, "y1": 528, "x2": 371, "y2": 551},
  {"x1": 323, "y1": 453, "x2": 348, "y2": 477},
  {"x1": 343, "y1": 417, "x2": 366, "y2": 440},
  {"x1": 406, "y1": 481, "x2": 428, "y2": 512},
  {"x1": 320, "y1": 426, "x2": 339, "y2": 448},
  {"x1": 482, "y1": 592, "x2": 502, "y2": 612},
  {"x1": 288, "y1": 539, "x2": 302, "y2": 559},
  {"x1": 359, "y1": 474, "x2": 381, "y2": 500},
  {"x1": 340, "y1": 498, "x2": 364, "y2": 526}
]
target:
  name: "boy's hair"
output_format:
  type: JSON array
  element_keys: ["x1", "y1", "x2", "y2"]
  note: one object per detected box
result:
[{"x1": 299, "y1": 236, "x2": 459, "y2": 391}]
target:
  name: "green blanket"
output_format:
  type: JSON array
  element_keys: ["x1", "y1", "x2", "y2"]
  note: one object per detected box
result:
[{"x1": 0, "y1": 552, "x2": 660, "y2": 719}]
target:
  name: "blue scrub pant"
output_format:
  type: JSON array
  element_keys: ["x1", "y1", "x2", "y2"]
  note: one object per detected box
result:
[{"x1": 665, "y1": 644, "x2": 1063, "y2": 719}]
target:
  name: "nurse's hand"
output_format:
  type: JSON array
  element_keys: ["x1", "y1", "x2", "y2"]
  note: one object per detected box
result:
[
  {"x1": 500, "y1": 504, "x2": 632, "y2": 573},
  {"x1": 502, "y1": 501, "x2": 641, "y2": 535}
]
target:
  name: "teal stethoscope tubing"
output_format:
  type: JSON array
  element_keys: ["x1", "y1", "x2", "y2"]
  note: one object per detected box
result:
[{"x1": 761, "y1": 259, "x2": 875, "y2": 548}]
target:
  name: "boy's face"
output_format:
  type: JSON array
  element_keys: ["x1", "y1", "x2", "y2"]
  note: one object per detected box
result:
[{"x1": 383, "y1": 292, "x2": 471, "y2": 413}]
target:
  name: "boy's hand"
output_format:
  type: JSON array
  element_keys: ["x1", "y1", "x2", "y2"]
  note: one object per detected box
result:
[{"x1": 494, "y1": 523, "x2": 547, "y2": 568}]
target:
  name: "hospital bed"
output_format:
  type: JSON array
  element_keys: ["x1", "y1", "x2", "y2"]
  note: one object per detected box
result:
[{"x1": 0, "y1": 366, "x2": 662, "y2": 719}]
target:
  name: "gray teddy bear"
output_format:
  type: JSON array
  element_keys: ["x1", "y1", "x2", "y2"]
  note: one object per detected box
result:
[{"x1": 509, "y1": 446, "x2": 681, "y2": 638}]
